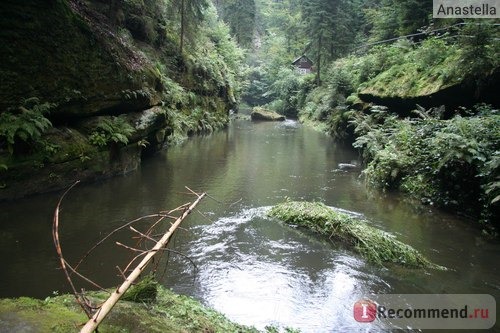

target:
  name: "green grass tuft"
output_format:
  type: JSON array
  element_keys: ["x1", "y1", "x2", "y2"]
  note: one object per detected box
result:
[
  {"x1": 268, "y1": 201, "x2": 445, "y2": 269},
  {"x1": 122, "y1": 274, "x2": 158, "y2": 303}
]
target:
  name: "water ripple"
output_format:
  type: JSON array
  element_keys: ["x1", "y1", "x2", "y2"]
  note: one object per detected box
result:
[{"x1": 171, "y1": 206, "x2": 390, "y2": 332}]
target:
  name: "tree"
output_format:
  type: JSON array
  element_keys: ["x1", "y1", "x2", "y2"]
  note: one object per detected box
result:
[
  {"x1": 302, "y1": 0, "x2": 339, "y2": 85},
  {"x1": 170, "y1": 0, "x2": 210, "y2": 53},
  {"x1": 217, "y1": 0, "x2": 256, "y2": 48},
  {"x1": 364, "y1": 0, "x2": 432, "y2": 42}
]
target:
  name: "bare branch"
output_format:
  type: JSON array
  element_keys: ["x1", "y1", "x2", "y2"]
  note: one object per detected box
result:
[
  {"x1": 115, "y1": 242, "x2": 147, "y2": 253},
  {"x1": 130, "y1": 226, "x2": 158, "y2": 243},
  {"x1": 53, "y1": 185, "x2": 207, "y2": 333},
  {"x1": 52, "y1": 181, "x2": 93, "y2": 319},
  {"x1": 64, "y1": 259, "x2": 108, "y2": 293},
  {"x1": 80, "y1": 192, "x2": 206, "y2": 333},
  {"x1": 73, "y1": 213, "x2": 168, "y2": 273}
]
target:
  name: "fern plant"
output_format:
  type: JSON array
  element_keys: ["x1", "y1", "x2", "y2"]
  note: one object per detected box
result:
[
  {"x1": 0, "y1": 98, "x2": 53, "y2": 155},
  {"x1": 89, "y1": 116, "x2": 135, "y2": 147}
]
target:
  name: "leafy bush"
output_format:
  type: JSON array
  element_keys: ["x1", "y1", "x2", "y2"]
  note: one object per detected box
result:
[
  {"x1": 0, "y1": 98, "x2": 54, "y2": 155},
  {"x1": 299, "y1": 86, "x2": 334, "y2": 121},
  {"x1": 352, "y1": 105, "x2": 500, "y2": 231},
  {"x1": 266, "y1": 67, "x2": 305, "y2": 117},
  {"x1": 326, "y1": 107, "x2": 356, "y2": 142},
  {"x1": 89, "y1": 116, "x2": 135, "y2": 147}
]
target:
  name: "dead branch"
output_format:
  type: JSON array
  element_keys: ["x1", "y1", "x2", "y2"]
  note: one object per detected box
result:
[
  {"x1": 64, "y1": 260, "x2": 107, "y2": 292},
  {"x1": 122, "y1": 252, "x2": 149, "y2": 274},
  {"x1": 73, "y1": 213, "x2": 168, "y2": 273},
  {"x1": 115, "y1": 241, "x2": 146, "y2": 253},
  {"x1": 52, "y1": 181, "x2": 93, "y2": 318},
  {"x1": 130, "y1": 226, "x2": 157, "y2": 243},
  {"x1": 79, "y1": 189, "x2": 206, "y2": 333}
]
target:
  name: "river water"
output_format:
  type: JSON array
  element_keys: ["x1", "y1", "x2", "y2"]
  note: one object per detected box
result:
[{"x1": 0, "y1": 119, "x2": 499, "y2": 332}]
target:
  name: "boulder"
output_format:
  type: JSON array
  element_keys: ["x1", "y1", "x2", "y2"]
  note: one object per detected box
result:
[{"x1": 250, "y1": 107, "x2": 285, "y2": 121}]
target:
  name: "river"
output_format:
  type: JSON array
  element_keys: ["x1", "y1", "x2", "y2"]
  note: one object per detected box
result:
[{"x1": 0, "y1": 119, "x2": 499, "y2": 332}]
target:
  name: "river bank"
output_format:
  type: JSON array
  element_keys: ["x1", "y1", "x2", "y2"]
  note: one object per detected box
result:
[
  {"x1": 289, "y1": 36, "x2": 500, "y2": 235},
  {"x1": 0, "y1": 284, "x2": 261, "y2": 333}
]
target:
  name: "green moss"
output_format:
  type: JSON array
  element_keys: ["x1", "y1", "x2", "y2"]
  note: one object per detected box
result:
[
  {"x1": 268, "y1": 201, "x2": 445, "y2": 269},
  {"x1": 0, "y1": 296, "x2": 87, "y2": 332},
  {"x1": 0, "y1": 0, "x2": 240, "y2": 200},
  {"x1": 359, "y1": 40, "x2": 463, "y2": 98},
  {"x1": 0, "y1": 285, "x2": 259, "y2": 333}
]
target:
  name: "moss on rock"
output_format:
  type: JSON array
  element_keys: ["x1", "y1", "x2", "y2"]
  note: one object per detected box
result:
[
  {"x1": 0, "y1": 285, "x2": 259, "y2": 333},
  {"x1": 269, "y1": 201, "x2": 445, "y2": 269},
  {"x1": 0, "y1": 0, "x2": 241, "y2": 200}
]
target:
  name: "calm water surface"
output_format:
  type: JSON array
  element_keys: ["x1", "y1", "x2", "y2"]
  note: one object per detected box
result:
[{"x1": 0, "y1": 119, "x2": 499, "y2": 332}]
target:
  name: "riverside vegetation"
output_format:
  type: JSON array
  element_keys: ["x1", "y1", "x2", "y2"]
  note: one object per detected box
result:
[
  {"x1": 239, "y1": 0, "x2": 499, "y2": 235},
  {"x1": 0, "y1": 275, "x2": 303, "y2": 333},
  {"x1": 292, "y1": 34, "x2": 500, "y2": 235},
  {"x1": 0, "y1": 279, "x2": 259, "y2": 333}
]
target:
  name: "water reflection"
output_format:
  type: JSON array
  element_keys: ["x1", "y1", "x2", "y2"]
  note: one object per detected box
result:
[{"x1": 0, "y1": 120, "x2": 499, "y2": 332}]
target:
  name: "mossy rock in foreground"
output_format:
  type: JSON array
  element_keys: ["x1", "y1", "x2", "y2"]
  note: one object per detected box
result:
[
  {"x1": 0, "y1": 285, "x2": 259, "y2": 333},
  {"x1": 268, "y1": 201, "x2": 445, "y2": 269}
]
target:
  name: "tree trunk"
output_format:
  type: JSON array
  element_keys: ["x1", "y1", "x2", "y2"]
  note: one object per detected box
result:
[
  {"x1": 316, "y1": 31, "x2": 322, "y2": 86},
  {"x1": 180, "y1": 0, "x2": 185, "y2": 53}
]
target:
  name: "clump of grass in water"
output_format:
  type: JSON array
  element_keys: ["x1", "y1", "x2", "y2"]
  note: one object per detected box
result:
[{"x1": 268, "y1": 201, "x2": 445, "y2": 269}]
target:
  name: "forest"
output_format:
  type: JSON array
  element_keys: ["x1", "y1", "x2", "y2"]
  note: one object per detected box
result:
[
  {"x1": 2, "y1": 0, "x2": 497, "y2": 232},
  {"x1": 226, "y1": 0, "x2": 500, "y2": 234}
]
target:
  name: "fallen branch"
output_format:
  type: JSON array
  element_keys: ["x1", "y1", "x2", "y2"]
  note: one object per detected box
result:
[
  {"x1": 52, "y1": 181, "x2": 93, "y2": 318},
  {"x1": 80, "y1": 190, "x2": 206, "y2": 333}
]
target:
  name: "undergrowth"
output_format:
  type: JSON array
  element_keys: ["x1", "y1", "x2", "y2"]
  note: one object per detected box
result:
[
  {"x1": 89, "y1": 116, "x2": 135, "y2": 147},
  {"x1": 0, "y1": 282, "x2": 261, "y2": 333},
  {"x1": 0, "y1": 97, "x2": 54, "y2": 155},
  {"x1": 352, "y1": 105, "x2": 500, "y2": 234}
]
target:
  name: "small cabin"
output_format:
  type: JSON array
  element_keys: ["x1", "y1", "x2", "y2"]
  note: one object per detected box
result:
[{"x1": 292, "y1": 55, "x2": 313, "y2": 75}]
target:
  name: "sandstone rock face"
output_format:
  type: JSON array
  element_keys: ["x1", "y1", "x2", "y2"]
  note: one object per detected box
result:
[{"x1": 0, "y1": 1, "x2": 235, "y2": 199}]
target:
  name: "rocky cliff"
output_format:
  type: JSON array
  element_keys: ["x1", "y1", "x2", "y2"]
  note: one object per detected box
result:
[{"x1": 0, "y1": 0, "x2": 239, "y2": 200}]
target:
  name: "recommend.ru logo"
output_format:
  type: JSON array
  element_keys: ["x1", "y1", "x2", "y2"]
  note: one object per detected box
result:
[{"x1": 353, "y1": 294, "x2": 496, "y2": 330}]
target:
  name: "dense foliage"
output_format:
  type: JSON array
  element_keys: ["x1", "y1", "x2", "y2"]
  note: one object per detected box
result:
[
  {"x1": 352, "y1": 106, "x2": 500, "y2": 233},
  {"x1": 0, "y1": 98, "x2": 54, "y2": 155},
  {"x1": 88, "y1": 116, "x2": 135, "y2": 148}
]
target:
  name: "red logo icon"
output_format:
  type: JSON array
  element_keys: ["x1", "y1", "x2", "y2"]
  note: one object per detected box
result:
[{"x1": 354, "y1": 299, "x2": 377, "y2": 322}]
